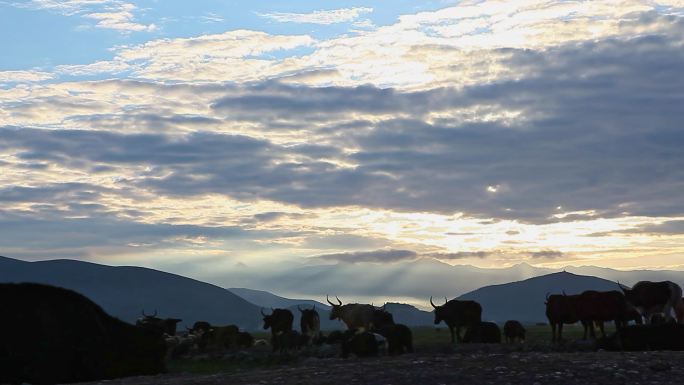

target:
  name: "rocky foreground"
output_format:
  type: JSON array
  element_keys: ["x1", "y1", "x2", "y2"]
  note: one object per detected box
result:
[{"x1": 78, "y1": 350, "x2": 684, "y2": 385}]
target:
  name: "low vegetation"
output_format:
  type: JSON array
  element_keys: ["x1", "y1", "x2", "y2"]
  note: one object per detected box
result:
[
  {"x1": 74, "y1": 324, "x2": 684, "y2": 385},
  {"x1": 167, "y1": 325, "x2": 608, "y2": 375}
]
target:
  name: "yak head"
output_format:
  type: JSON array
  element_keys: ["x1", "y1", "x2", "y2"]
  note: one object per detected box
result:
[
  {"x1": 299, "y1": 305, "x2": 318, "y2": 317},
  {"x1": 618, "y1": 282, "x2": 636, "y2": 303},
  {"x1": 136, "y1": 310, "x2": 182, "y2": 336},
  {"x1": 137, "y1": 309, "x2": 159, "y2": 324},
  {"x1": 373, "y1": 305, "x2": 395, "y2": 328},
  {"x1": 327, "y1": 295, "x2": 344, "y2": 320},
  {"x1": 430, "y1": 296, "x2": 450, "y2": 325},
  {"x1": 299, "y1": 305, "x2": 319, "y2": 324},
  {"x1": 163, "y1": 318, "x2": 182, "y2": 335},
  {"x1": 261, "y1": 308, "x2": 275, "y2": 330},
  {"x1": 190, "y1": 321, "x2": 212, "y2": 333}
]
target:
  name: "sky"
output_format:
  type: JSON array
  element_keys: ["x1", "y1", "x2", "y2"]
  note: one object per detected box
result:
[{"x1": 1, "y1": 0, "x2": 684, "y2": 284}]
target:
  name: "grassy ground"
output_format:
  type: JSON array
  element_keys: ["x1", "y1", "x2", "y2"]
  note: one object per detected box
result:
[
  {"x1": 168, "y1": 323, "x2": 617, "y2": 375},
  {"x1": 415, "y1": 323, "x2": 615, "y2": 346},
  {"x1": 168, "y1": 353, "x2": 297, "y2": 374}
]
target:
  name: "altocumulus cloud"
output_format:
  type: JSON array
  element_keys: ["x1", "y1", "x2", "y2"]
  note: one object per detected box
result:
[
  {"x1": 529, "y1": 251, "x2": 565, "y2": 259},
  {"x1": 258, "y1": 7, "x2": 373, "y2": 25},
  {"x1": 4, "y1": 32, "x2": 684, "y2": 223},
  {"x1": 11, "y1": 0, "x2": 154, "y2": 32},
  {"x1": 212, "y1": 33, "x2": 681, "y2": 222},
  {"x1": 2, "y1": 6, "x2": 684, "y2": 269}
]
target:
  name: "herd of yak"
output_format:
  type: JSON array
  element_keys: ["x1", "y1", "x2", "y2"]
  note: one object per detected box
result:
[{"x1": 2, "y1": 279, "x2": 684, "y2": 384}]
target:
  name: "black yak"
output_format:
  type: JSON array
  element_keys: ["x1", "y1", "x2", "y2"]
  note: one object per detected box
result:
[
  {"x1": 0, "y1": 283, "x2": 166, "y2": 385},
  {"x1": 430, "y1": 296, "x2": 482, "y2": 343}
]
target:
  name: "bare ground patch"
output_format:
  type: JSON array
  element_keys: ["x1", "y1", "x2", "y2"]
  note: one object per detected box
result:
[{"x1": 75, "y1": 349, "x2": 684, "y2": 385}]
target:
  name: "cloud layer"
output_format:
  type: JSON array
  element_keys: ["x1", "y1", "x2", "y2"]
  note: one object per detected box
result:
[
  {"x1": 259, "y1": 7, "x2": 373, "y2": 24},
  {"x1": 12, "y1": 0, "x2": 154, "y2": 32},
  {"x1": 2, "y1": 1, "x2": 684, "y2": 274}
]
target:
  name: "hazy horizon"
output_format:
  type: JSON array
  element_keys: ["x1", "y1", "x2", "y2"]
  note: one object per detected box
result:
[
  {"x1": 5, "y1": 254, "x2": 684, "y2": 312},
  {"x1": 1, "y1": 1, "x2": 683, "y2": 281}
]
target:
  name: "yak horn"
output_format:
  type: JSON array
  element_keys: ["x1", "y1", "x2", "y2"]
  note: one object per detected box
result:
[
  {"x1": 444, "y1": 296, "x2": 448, "y2": 305},
  {"x1": 335, "y1": 296, "x2": 342, "y2": 305},
  {"x1": 260, "y1": 308, "x2": 267, "y2": 316},
  {"x1": 326, "y1": 295, "x2": 335, "y2": 306},
  {"x1": 430, "y1": 296, "x2": 437, "y2": 309}
]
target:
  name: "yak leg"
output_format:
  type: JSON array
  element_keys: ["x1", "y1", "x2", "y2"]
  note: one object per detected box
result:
[
  {"x1": 581, "y1": 320, "x2": 591, "y2": 340},
  {"x1": 557, "y1": 323, "x2": 564, "y2": 342},
  {"x1": 614, "y1": 319, "x2": 623, "y2": 331},
  {"x1": 597, "y1": 321, "x2": 605, "y2": 338},
  {"x1": 271, "y1": 334, "x2": 278, "y2": 352},
  {"x1": 644, "y1": 310, "x2": 652, "y2": 325},
  {"x1": 448, "y1": 326, "x2": 456, "y2": 344},
  {"x1": 455, "y1": 326, "x2": 463, "y2": 343},
  {"x1": 675, "y1": 300, "x2": 684, "y2": 324},
  {"x1": 550, "y1": 322, "x2": 557, "y2": 343}
]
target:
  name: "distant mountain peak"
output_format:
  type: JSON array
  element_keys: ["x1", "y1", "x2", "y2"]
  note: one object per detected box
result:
[
  {"x1": 547, "y1": 270, "x2": 578, "y2": 277},
  {"x1": 457, "y1": 271, "x2": 625, "y2": 322},
  {"x1": 512, "y1": 262, "x2": 534, "y2": 267}
]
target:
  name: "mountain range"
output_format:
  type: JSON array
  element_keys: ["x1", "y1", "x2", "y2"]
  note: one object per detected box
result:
[
  {"x1": 205, "y1": 258, "x2": 684, "y2": 307},
  {"x1": 2, "y1": 255, "x2": 684, "y2": 327}
]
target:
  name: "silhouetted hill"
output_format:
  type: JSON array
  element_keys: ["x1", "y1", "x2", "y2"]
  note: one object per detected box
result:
[
  {"x1": 0, "y1": 256, "x2": 261, "y2": 330},
  {"x1": 382, "y1": 302, "x2": 434, "y2": 326},
  {"x1": 227, "y1": 288, "x2": 435, "y2": 329},
  {"x1": 226, "y1": 287, "x2": 341, "y2": 329},
  {"x1": 229, "y1": 287, "x2": 330, "y2": 310},
  {"x1": 565, "y1": 265, "x2": 684, "y2": 287},
  {"x1": 457, "y1": 271, "x2": 621, "y2": 323},
  {"x1": 228, "y1": 287, "x2": 346, "y2": 330}
]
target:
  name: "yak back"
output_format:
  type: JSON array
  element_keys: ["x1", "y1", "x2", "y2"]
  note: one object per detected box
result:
[
  {"x1": 625, "y1": 281, "x2": 677, "y2": 309},
  {"x1": 463, "y1": 321, "x2": 501, "y2": 343},
  {"x1": 375, "y1": 323, "x2": 413, "y2": 354},
  {"x1": 503, "y1": 320, "x2": 526, "y2": 339},
  {"x1": 598, "y1": 324, "x2": 684, "y2": 351},
  {"x1": 545, "y1": 294, "x2": 581, "y2": 324},
  {"x1": 577, "y1": 290, "x2": 630, "y2": 322},
  {"x1": 440, "y1": 300, "x2": 482, "y2": 327},
  {"x1": 0, "y1": 283, "x2": 166, "y2": 385},
  {"x1": 335, "y1": 304, "x2": 375, "y2": 330}
]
